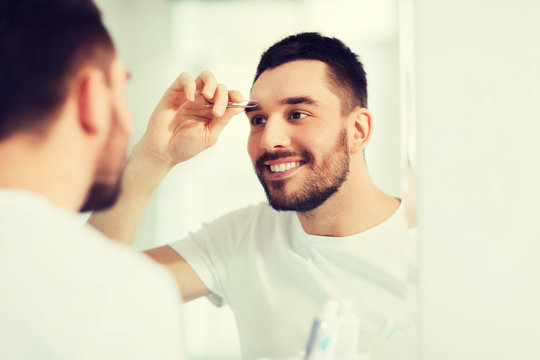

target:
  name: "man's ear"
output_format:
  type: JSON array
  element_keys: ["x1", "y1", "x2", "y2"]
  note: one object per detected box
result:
[
  {"x1": 348, "y1": 107, "x2": 373, "y2": 155},
  {"x1": 75, "y1": 67, "x2": 109, "y2": 135}
]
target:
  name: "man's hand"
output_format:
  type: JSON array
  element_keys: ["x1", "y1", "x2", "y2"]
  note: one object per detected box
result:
[
  {"x1": 139, "y1": 70, "x2": 245, "y2": 168},
  {"x1": 88, "y1": 70, "x2": 244, "y2": 245}
]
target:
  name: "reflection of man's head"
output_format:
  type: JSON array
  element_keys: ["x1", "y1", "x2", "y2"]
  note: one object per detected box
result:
[
  {"x1": 80, "y1": 55, "x2": 132, "y2": 213},
  {"x1": 247, "y1": 33, "x2": 369, "y2": 212},
  {"x1": 0, "y1": 0, "x2": 131, "y2": 212}
]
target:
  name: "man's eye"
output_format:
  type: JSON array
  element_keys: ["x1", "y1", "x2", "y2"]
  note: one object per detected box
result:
[
  {"x1": 289, "y1": 112, "x2": 307, "y2": 120},
  {"x1": 250, "y1": 115, "x2": 267, "y2": 125}
]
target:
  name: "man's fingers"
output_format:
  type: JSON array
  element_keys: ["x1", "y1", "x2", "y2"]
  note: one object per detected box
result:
[
  {"x1": 169, "y1": 72, "x2": 196, "y2": 101},
  {"x1": 208, "y1": 88, "x2": 246, "y2": 139},
  {"x1": 196, "y1": 70, "x2": 218, "y2": 100},
  {"x1": 166, "y1": 70, "x2": 245, "y2": 140},
  {"x1": 228, "y1": 90, "x2": 245, "y2": 103},
  {"x1": 166, "y1": 71, "x2": 244, "y2": 108},
  {"x1": 210, "y1": 83, "x2": 229, "y2": 117},
  {"x1": 208, "y1": 87, "x2": 246, "y2": 118}
]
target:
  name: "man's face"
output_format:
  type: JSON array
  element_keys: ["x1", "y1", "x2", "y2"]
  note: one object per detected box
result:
[
  {"x1": 247, "y1": 60, "x2": 351, "y2": 212},
  {"x1": 80, "y1": 57, "x2": 132, "y2": 212}
]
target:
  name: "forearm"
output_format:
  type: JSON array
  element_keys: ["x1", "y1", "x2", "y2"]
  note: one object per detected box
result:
[{"x1": 88, "y1": 139, "x2": 172, "y2": 245}]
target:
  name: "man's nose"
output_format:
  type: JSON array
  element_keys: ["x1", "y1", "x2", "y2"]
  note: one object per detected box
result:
[{"x1": 260, "y1": 118, "x2": 291, "y2": 151}]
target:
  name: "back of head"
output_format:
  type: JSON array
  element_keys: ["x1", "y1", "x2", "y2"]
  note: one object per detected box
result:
[
  {"x1": 253, "y1": 32, "x2": 368, "y2": 114},
  {"x1": 0, "y1": 0, "x2": 114, "y2": 140}
]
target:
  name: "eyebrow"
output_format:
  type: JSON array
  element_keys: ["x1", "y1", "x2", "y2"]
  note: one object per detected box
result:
[
  {"x1": 245, "y1": 103, "x2": 261, "y2": 113},
  {"x1": 281, "y1": 96, "x2": 319, "y2": 106},
  {"x1": 244, "y1": 96, "x2": 319, "y2": 114}
]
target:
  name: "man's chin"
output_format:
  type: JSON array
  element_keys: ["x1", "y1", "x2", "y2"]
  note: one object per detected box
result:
[
  {"x1": 79, "y1": 181, "x2": 121, "y2": 213},
  {"x1": 264, "y1": 187, "x2": 321, "y2": 213},
  {"x1": 267, "y1": 195, "x2": 323, "y2": 212},
  {"x1": 263, "y1": 178, "x2": 344, "y2": 213}
]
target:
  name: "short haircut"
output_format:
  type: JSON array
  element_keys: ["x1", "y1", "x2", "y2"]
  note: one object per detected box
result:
[
  {"x1": 0, "y1": 0, "x2": 115, "y2": 139},
  {"x1": 253, "y1": 32, "x2": 368, "y2": 115}
]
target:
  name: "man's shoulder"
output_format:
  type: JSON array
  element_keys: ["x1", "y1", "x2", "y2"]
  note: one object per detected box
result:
[
  {"x1": 0, "y1": 188, "x2": 107, "y2": 248},
  {"x1": 0, "y1": 188, "x2": 180, "y2": 298},
  {"x1": 0, "y1": 188, "x2": 83, "y2": 240}
]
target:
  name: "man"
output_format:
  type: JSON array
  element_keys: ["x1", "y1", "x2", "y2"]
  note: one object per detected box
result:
[
  {"x1": 90, "y1": 33, "x2": 416, "y2": 359},
  {"x1": 0, "y1": 0, "x2": 243, "y2": 358}
]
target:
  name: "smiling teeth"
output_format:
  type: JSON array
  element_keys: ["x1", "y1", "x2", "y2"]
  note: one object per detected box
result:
[{"x1": 269, "y1": 161, "x2": 301, "y2": 173}]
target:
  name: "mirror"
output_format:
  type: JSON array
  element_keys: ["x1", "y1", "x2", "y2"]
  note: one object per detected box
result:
[{"x1": 95, "y1": 0, "x2": 415, "y2": 359}]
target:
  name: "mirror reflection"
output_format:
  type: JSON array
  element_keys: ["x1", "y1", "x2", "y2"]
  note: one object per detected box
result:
[{"x1": 94, "y1": 1, "x2": 416, "y2": 359}]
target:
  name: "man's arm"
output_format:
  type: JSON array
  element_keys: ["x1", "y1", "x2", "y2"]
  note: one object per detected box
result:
[
  {"x1": 88, "y1": 70, "x2": 244, "y2": 301},
  {"x1": 88, "y1": 142, "x2": 212, "y2": 301},
  {"x1": 87, "y1": 142, "x2": 170, "y2": 245},
  {"x1": 144, "y1": 245, "x2": 210, "y2": 301}
]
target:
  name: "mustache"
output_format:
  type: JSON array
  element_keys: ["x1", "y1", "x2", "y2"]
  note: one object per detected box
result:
[{"x1": 255, "y1": 150, "x2": 313, "y2": 170}]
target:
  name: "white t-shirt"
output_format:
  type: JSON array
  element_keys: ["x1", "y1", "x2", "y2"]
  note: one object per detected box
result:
[
  {"x1": 171, "y1": 201, "x2": 417, "y2": 360},
  {"x1": 0, "y1": 189, "x2": 184, "y2": 360}
]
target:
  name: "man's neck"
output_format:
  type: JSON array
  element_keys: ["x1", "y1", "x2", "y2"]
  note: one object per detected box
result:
[
  {"x1": 0, "y1": 136, "x2": 90, "y2": 211},
  {"x1": 296, "y1": 171, "x2": 401, "y2": 237}
]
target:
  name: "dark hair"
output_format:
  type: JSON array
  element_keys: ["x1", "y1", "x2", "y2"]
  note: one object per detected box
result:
[
  {"x1": 0, "y1": 0, "x2": 115, "y2": 139},
  {"x1": 254, "y1": 32, "x2": 368, "y2": 114}
]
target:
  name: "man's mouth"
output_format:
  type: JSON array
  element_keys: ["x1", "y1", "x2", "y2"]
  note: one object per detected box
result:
[
  {"x1": 256, "y1": 150, "x2": 311, "y2": 181},
  {"x1": 269, "y1": 161, "x2": 303, "y2": 173},
  {"x1": 261, "y1": 159, "x2": 306, "y2": 180}
]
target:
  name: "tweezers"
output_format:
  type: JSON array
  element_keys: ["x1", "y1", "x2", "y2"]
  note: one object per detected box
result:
[{"x1": 203, "y1": 100, "x2": 258, "y2": 109}]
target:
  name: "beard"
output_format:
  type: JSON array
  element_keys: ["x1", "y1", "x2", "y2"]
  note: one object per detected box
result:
[
  {"x1": 255, "y1": 128, "x2": 350, "y2": 212},
  {"x1": 79, "y1": 175, "x2": 122, "y2": 212},
  {"x1": 80, "y1": 104, "x2": 128, "y2": 213}
]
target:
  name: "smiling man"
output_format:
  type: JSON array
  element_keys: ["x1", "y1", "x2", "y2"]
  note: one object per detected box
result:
[
  {"x1": 90, "y1": 33, "x2": 416, "y2": 360},
  {"x1": 249, "y1": 79, "x2": 351, "y2": 214}
]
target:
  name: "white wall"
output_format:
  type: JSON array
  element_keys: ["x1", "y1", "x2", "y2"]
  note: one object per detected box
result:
[{"x1": 415, "y1": 1, "x2": 540, "y2": 359}]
